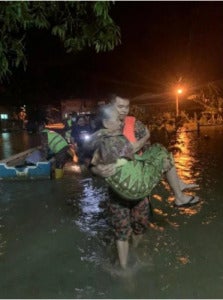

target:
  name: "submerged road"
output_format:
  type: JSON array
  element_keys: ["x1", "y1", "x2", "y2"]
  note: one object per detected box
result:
[{"x1": 0, "y1": 128, "x2": 223, "y2": 298}]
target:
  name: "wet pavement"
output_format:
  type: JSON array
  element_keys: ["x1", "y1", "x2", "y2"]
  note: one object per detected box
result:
[{"x1": 0, "y1": 127, "x2": 223, "y2": 298}]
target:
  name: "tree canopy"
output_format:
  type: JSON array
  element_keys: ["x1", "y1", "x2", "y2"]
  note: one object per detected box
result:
[{"x1": 0, "y1": 1, "x2": 121, "y2": 81}]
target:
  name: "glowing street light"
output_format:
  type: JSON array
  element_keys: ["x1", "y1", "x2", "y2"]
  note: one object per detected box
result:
[{"x1": 176, "y1": 88, "x2": 183, "y2": 117}]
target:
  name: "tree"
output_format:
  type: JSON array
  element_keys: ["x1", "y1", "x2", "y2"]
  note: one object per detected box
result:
[
  {"x1": 0, "y1": 1, "x2": 121, "y2": 81},
  {"x1": 188, "y1": 81, "x2": 223, "y2": 114}
]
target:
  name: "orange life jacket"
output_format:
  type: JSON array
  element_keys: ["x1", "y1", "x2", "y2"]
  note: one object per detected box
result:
[
  {"x1": 123, "y1": 116, "x2": 136, "y2": 142},
  {"x1": 123, "y1": 116, "x2": 143, "y2": 155}
]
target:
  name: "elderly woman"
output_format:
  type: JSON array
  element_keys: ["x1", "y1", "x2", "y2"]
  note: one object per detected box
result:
[
  {"x1": 88, "y1": 102, "x2": 199, "y2": 270},
  {"x1": 88, "y1": 103, "x2": 199, "y2": 203}
]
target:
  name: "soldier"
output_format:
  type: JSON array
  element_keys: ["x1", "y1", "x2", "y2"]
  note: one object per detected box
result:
[{"x1": 90, "y1": 96, "x2": 199, "y2": 270}]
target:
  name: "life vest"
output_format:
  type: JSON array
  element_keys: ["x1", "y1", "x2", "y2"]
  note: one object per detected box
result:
[
  {"x1": 123, "y1": 116, "x2": 136, "y2": 142},
  {"x1": 42, "y1": 129, "x2": 68, "y2": 154},
  {"x1": 67, "y1": 119, "x2": 72, "y2": 128},
  {"x1": 123, "y1": 116, "x2": 143, "y2": 155}
]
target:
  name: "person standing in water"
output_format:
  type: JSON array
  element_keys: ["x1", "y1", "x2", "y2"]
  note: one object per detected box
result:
[{"x1": 90, "y1": 95, "x2": 199, "y2": 270}]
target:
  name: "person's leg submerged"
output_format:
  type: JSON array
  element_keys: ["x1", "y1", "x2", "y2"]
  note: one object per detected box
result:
[
  {"x1": 131, "y1": 197, "x2": 149, "y2": 247},
  {"x1": 132, "y1": 234, "x2": 143, "y2": 248},
  {"x1": 116, "y1": 240, "x2": 129, "y2": 269},
  {"x1": 109, "y1": 197, "x2": 132, "y2": 269}
]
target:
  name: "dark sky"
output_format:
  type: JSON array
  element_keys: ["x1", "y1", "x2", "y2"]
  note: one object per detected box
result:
[{"x1": 2, "y1": 1, "x2": 223, "y2": 105}]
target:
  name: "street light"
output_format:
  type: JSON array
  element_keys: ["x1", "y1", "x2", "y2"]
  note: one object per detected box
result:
[{"x1": 176, "y1": 88, "x2": 183, "y2": 117}]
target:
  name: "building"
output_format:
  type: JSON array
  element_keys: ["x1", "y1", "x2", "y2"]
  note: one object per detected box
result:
[{"x1": 60, "y1": 98, "x2": 106, "y2": 119}]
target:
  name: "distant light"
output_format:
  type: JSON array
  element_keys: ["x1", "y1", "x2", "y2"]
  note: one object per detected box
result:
[
  {"x1": 177, "y1": 89, "x2": 183, "y2": 94},
  {"x1": 0, "y1": 114, "x2": 8, "y2": 120}
]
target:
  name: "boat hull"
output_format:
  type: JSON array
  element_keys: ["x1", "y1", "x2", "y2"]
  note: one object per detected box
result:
[
  {"x1": 0, "y1": 148, "x2": 52, "y2": 180},
  {"x1": 0, "y1": 162, "x2": 51, "y2": 180}
]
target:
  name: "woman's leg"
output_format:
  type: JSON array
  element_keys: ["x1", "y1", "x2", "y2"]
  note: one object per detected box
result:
[
  {"x1": 178, "y1": 178, "x2": 199, "y2": 191},
  {"x1": 164, "y1": 159, "x2": 199, "y2": 205}
]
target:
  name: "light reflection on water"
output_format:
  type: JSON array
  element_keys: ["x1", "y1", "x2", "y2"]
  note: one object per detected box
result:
[
  {"x1": 174, "y1": 130, "x2": 200, "y2": 182},
  {"x1": 0, "y1": 128, "x2": 223, "y2": 298},
  {"x1": 151, "y1": 130, "x2": 203, "y2": 219}
]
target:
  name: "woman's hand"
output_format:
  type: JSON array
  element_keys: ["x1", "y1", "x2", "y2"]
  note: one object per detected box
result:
[
  {"x1": 144, "y1": 127, "x2": 150, "y2": 140},
  {"x1": 91, "y1": 163, "x2": 116, "y2": 177}
]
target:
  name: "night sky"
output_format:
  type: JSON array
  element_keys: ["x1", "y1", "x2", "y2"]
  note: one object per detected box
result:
[{"x1": 2, "y1": 1, "x2": 223, "y2": 106}]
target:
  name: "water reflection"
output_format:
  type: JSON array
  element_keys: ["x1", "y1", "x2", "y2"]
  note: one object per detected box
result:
[
  {"x1": 0, "y1": 133, "x2": 11, "y2": 159},
  {"x1": 74, "y1": 177, "x2": 108, "y2": 235},
  {"x1": 0, "y1": 131, "x2": 40, "y2": 160},
  {"x1": 174, "y1": 130, "x2": 200, "y2": 182},
  {"x1": 167, "y1": 131, "x2": 202, "y2": 216}
]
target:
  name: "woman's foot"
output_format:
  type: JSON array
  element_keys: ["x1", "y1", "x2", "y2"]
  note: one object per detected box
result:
[
  {"x1": 175, "y1": 194, "x2": 200, "y2": 207},
  {"x1": 179, "y1": 180, "x2": 199, "y2": 192}
]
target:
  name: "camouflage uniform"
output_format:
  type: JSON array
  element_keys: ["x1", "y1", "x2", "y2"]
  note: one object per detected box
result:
[
  {"x1": 108, "y1": 189, "x2": 149, "y2": 241},
  {"x1": 109, "y1": 119, "x2": 149, "y2": 241},
  {"x1": 89, "y1": 119, "x2": 150, "y2": 241}
]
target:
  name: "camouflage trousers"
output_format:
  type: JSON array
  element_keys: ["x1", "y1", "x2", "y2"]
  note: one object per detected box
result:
[{"x1": 108, "y1": 190, "x2": 149, "y2": 241}]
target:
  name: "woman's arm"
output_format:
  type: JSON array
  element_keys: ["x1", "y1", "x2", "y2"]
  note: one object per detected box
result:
[
  {"x1": 90, "y1": 163, "x2": 116, "y2": 177},
  {"x1": 131, "y1": 127, "x2": 150, "y2": 153}
]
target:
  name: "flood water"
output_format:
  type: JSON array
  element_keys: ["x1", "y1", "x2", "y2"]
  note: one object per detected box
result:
[{"x1": 0, "y1": 127, "x2": 223, "y2": 298}]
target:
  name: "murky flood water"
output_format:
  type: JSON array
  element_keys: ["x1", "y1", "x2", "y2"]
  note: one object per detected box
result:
[
  {"x1": 0, "y1": 127, "x2": 223, "y2": 298},
  {"x1": 0, "y1": 131, "x2": 40, "y2": 159}
]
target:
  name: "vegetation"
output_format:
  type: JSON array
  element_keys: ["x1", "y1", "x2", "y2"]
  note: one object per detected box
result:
[
  {"x1": 0, "y1": 1, "x2": 121, "y2": 81},
  {"x1": 187, "y1": 80, "x2": 223, "y2": 125}
]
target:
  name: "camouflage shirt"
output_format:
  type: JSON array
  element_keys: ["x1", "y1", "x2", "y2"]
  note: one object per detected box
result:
[
  {"x1": 121, "y1": 119, "x2": 147, "y2": 140},
  {"x1": 89, "y1": 118, "x2": 149, "y2": 165}
]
